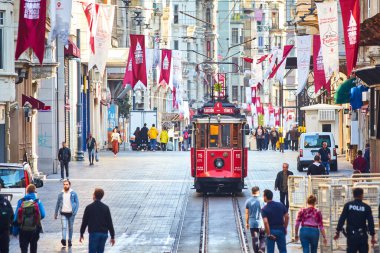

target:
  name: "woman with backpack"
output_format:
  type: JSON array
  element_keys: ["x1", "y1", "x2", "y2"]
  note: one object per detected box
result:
[{"x1": 13, "y1": 184, "x2": 46, "y2": 253}]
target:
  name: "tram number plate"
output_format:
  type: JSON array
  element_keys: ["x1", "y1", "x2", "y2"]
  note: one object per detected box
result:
[{"x1": 204, "y1": 107, "x2": 233, "y2": 114}]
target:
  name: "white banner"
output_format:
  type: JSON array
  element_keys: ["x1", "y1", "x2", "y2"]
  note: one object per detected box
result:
[
  {"x1": 263, "y1": 48, "x2": 278, "y2": 80},
  {"x1": 49, "y1": 0, "x2": 72, "y2": 44},
  {"x1": 245, "y1": 87, "x2": 252, "y2": 104},
  {"x1": 251, "y1": 105, "x2": 258, "y2": 129},
  {"x1": 264, "y1": 107, "x2": 269, "y2": 126},
  {"x1": 170, "y1": 50, "x2": 183, "y2": 106},
  {"x1": 296, "y1": 35, "x2": 312, "y2": 94},
  {"x1": 88, "y1": 4, "x2": 115, "y2": 76},
  {"x1": 276, "y1": 49, "x2": 288, "y2": 83},
  {"x1": 316, "y1": 1, "x2": 339, "y2": 83}
]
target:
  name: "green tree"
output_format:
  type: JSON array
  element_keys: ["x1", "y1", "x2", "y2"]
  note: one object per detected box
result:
[{"x1": 116, "y1": 96, "x2": 131, "y2": 119}]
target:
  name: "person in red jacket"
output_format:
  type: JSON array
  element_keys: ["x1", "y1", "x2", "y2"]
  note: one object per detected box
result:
[{"x1": 353, "y1": 150, "x2": 367, "y2": 173}]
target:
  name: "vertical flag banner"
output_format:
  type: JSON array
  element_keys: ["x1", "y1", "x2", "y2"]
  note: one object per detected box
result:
[
  {"x1": 152, "y1": 36, "x2": 160, "y2": 68},
  {"x1": 245, "y1": 87, "x2": 252, "y2": 104},
  {"x1": 122, "y1": 50, "x2": 134, "y2": 88},
  {"x1": 82, "y1": 1, "x2": 98, "y2": 54},
  {"x1": 316, "y1": 1, "x2": 339, "y2": 83},
  {"x1": 251, "y1": 86, "x2": 257, "y2": 104},
  {"x1": 16, "y1": 0, "x2": 47, "y2": 64},
  {"x1": 339, "y1": 0, "x2": 360, "y2": 76},
  {"x1": 296, "y1": 35, "x2": 312, "y2": 94},
  {"x1": 263, "y1": 49, "x2": 278, "y2": 80},
  {"x1": 49, "y1": 0, "x2": 72, "y2": 44},
  {"x1": 269, "y1": 45, "x2": 294, "y2": 80},
  {"x1": 313, "y1": 35, "x2": 327, "y2": 93},
  {"x1": 130, "y1": 34, "x2": 147, "y2": 89},
  {"x1": 88, "y1": 4, "x2": 115, "y2": 76},
  {"x1": 159, "y1": 49, "x2": 172, "y2": 86}
]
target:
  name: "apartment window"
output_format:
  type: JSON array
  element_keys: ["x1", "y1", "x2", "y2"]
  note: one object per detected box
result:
[
  {"x1": 0, "y1": 11, "x2": 4, "y2": 69},
  {"x1": 232, "y1": 28, "x2": 239, "y2": 44},
  {"x1": 174, "y1": 5, "x2": 179, "y2": 24},
  {"x1": 232, "y1": 57, "x2": 239, "y2": 72},
  {"x1": 174, "y1": 40, "x2": 179, "y2": 50},
  {"x1": 275, "y1": 36, "x2": 282, "y2": 48},
  {"x1": 187, "y1": 42, "x2": 191, "y2": 60},
  {"x1": 187, "y1": 80, "x2": 191, "y2": 99},
  {"x1": 232, "y1": 86, "x2": 238, "y2": 101},
  {"x1": 258, "y1": 36, "x2": 264, "y2": 47},
  {"x1": 206, "y1": 8, "x2": 211, "y2": 24}
]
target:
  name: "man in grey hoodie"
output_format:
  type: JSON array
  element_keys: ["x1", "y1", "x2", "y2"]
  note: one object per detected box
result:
[{"x1": 54, "y1": 180, "x2": 79, "y2": 247}]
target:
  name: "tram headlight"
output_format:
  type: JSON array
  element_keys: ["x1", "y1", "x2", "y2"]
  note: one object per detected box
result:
[{"x1": 214, "y1": 158, "x2": 224, "y2": 169}]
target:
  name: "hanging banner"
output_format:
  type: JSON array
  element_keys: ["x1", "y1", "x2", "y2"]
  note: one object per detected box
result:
[
  {"x1": 275, "y1": 108, "x2": 280, "y2": 127},
  {"x1": 264, "y1": 107, "x2": 270, "y2": 126},
  {"x1": 130, "y1": 34, "x2": 147, "y2": 89},
  {"x1": 88, "y1": 4, "x2": 115, "y2": 76},
  {"x1": 256, "y1": 97, "x2": 263, "y2": 115},
  {"x1": 159, "y1": 49, "x2": 172, "y2": 86},
  {"x1": 251, "y1": 86, "x2": 257, "y2": 104},
  {"x1": 263, "y1": 49, "x2": 279, "y2": 80},
  {"x1": 82, "y1": 1, "x2": 98, "y2": 54},
  {"x1": 15, "y1": 0, "x2": 47, "y2": 64},
  {"x1": 269, "y1": 45, "x2": 294, "y2": 79},
  {"x1": 316, "y1": 1, "x2": 339, "y2": 83},
  {"x1": 245, "y1": 87, "x2": 252, "y2": 104},
  {"x1": 122, "y1": 50, "x2": 134, "y2": 88},
  {"x1": 313, "y1": 35, "x2": 326, "y2": 93},
  {"x1": 49, "y1": 0, "x2": 72, "y2": 44},
  {"x1": 152, "y1": 35, "x2": 160, "y2": 68},
  {"x1": 339, "y1": 0, "x2": 360, "y2": 76},
  {"x1": 296, "y1": 35, "x2": 312, "y2": 94},
  {"x1": 257, "y1": 54, "x2": 268, "y2": 64}
]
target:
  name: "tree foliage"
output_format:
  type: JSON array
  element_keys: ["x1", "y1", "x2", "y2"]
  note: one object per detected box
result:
[{"x1": 116, "y1": 96, "x2": 131, "y2": 119}]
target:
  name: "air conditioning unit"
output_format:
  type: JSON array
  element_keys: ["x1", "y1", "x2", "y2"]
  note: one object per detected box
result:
[{"x1": 318, "y1": 110, "x2": 335, "y2": 121}]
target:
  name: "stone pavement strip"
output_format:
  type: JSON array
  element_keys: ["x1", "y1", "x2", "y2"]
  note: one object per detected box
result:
[{"x1": 8, "y1": 149, "x2": 353, "y2": 253}]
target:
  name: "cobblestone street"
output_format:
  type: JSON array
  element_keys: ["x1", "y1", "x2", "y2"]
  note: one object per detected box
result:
[{"x1": 9, "y1": 149, "x2": 353, "y2": 252}]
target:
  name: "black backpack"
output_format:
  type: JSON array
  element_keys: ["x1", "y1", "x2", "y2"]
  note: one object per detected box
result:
[{"x1": 0, "y1": 198, "x2": 12, "y2": 231}]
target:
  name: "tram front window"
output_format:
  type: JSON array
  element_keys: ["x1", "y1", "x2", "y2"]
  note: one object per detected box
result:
[
  {"x1": 209, "y1": 124, "x2": 219, "y2": 147},
  {"x1": 221, "y1": 124, "x2": 231, "y2": 147}
]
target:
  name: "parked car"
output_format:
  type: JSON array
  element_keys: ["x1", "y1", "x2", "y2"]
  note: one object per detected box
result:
[
  {"x1": 0, "y1": 162, "x2": 43, "y2": 207},
  {"x1": 297, "y1": 132, "x2": 338, "y2": 172}
]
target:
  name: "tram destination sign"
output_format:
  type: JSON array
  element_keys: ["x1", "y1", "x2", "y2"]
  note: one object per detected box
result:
[{"x1": 204, "y1": 102, "x2": 234, "y2": 114}]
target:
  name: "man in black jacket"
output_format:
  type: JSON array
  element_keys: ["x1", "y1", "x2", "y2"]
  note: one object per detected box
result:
[
  {"x1": 334, "y1": 188, "x2": 376, "y2": 253},
  {"x1": 307, "y1": 155, "x2": 326, "y2": 175},
  {"x1": 274, "y1": 163, "x2": 293, "y2": 209},
  {"x1": 58, "y1": 142, "x2": 71, "y2": 181},
  {"x1": 0, "y1": 188, "x2": 14, "y2": 253},
  {"x1": 140, "y1": 123, "x2": 149, "y2": 151},
  {"x1": 80, "y1": 188, "x2": 115, "y2": 252}
]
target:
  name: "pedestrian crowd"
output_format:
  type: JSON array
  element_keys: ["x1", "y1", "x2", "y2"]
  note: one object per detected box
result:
[
  {"x1": 253, "y1": 125, "x2": 300, "y2": 152},
  {"x1": 0, "y1": 181, "x2": 115, "y2": 253},
  {"x1": 246, "y1": 183, "x2": 376, "y2": 253},
  {"x1": 132, "y1": 123, "x2": 192, "y2": 152}
]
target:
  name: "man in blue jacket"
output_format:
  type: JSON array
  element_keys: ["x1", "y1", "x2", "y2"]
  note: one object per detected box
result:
[
  {"x1": 13, "y1": 184, "x2": 46, "y2": 253},
  {"x1": 54, "y1": 180, "x2": 79, "y2": 247}
]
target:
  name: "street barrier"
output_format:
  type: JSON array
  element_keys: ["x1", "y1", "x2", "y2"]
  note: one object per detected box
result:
[{"x1": 288, "y1": 175, "x2": 380, "y2": 253}]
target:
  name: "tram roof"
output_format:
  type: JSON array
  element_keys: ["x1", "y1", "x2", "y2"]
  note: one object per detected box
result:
[{"x1": 192, "y1": 116, "x2": 246, "y2": 124}]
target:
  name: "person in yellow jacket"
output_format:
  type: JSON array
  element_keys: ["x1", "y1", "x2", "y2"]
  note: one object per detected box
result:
[
  {"x1": 148, "y1": 124, "x2": 159, "y2": 151},
  {"x1": 160, "y1": 128, "x2": 169, "y2": 151}
]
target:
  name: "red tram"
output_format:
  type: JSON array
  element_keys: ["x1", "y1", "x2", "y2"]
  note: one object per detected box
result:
[{"x1": 190, "y1": 100, "x2": 248, "y2": 193}]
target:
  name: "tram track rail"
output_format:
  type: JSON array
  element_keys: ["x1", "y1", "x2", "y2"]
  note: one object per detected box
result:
[{"x1": 199, "y1": 195, "x2": 250, "y2": 253}]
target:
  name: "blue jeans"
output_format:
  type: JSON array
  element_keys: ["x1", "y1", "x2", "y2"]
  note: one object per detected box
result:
[
  {"x1": 88, "y1": 149, "x2": 95, "y2": 162},
  {"x1": 300, "y1": 227, "x2": 319, "y2": 253},
  {"x1": 150, "y1": 139, "x2": 157, "y2": 151},
  {"x1": 322, "y1": 161, "x2": 330, "y2": 174},
  {"x1": 89, "y1": 233, "x2": 108, "y2": 253},
  {"x1": 267, "y1": 228, "x2": 287, "y2": 253},
  {"x1": 61, "y1": 215, "x2": 75, "y2": 241}
]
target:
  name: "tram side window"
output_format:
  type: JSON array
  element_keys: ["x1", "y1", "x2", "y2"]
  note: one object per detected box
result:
[
  {"x1": 209, "y1": 124, "x2": 219, "y2": 148},
  {"x1": 196, "y1": 124, "x2": 206, "y2": 148},
  {"x1": 232, "y1": 124, "x2": 238, "y2": 148},
  {"x1": 221, "y1": 124, "x2": 231, "y2": 148}
]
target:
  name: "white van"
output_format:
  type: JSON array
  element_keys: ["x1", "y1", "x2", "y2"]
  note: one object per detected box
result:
[{"x1": 297, "y1": 132, "x2": 338, "y2": 172}]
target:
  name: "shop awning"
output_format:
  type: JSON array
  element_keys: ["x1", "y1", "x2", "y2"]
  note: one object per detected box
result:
[
  {"x1": 334, "y1": 78, "x2": 356, "y2": 104},
  {"x1": 64, "y1": 39, "x2": 81, "y2": 59},
  {"x1": 354, "y1": 65, "x2": 380, "y2": 86},
  {"x1": 22, "y1": 95, "x2": 51, "y2": 111}
]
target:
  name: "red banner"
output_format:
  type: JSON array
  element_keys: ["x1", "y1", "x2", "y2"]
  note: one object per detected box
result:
[
  {"x1": 159, "y1": 49, "x2": 172, "y2": 86},
  {"x1": 257, "y1": 55, "x2": 268, "y2": 64},
  {"x1": 15, "y1": 0, "x2": 47, "y2": 64},
  {"x1": 269, "y1": 45, "x2": 294, "y2": 79},
  {"x1": 82, "y1": 2, "x2": 99, "y2": 54},
  {"x1": 243, "y1": 57, "x2": 254, "y2": 63},
  {"x1": 313, "y1": 35, "x2": 331, "y2": 94},
  {"x1": 251, "y1": 86, "x2": 257, "y2": 104},
  {"x1": 130, "y1": 34, "x2": 147, "y2": 89},
  {"x1": 339, "y1": 0, "x2": 360, "y2": 76},
  {"x1": 172, "y1": 87, "x2": 177, "y2": 109},
  {"x1": 256, "y1": 97, "x2": 263, "y2": 114},
  {"x1": 122, "y1": 51, "x2": 134, "y2": 88}
]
